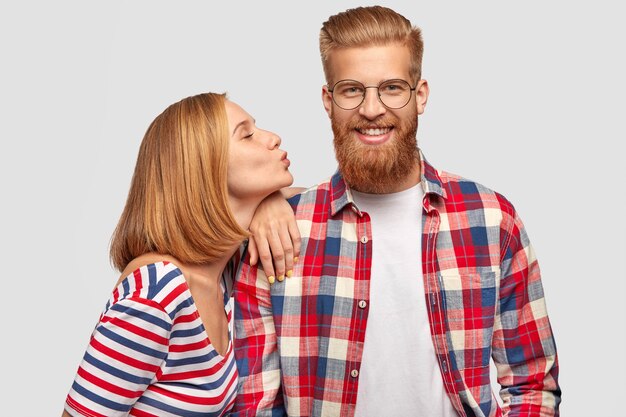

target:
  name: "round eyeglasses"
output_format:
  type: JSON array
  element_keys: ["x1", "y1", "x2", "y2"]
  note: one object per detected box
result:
[{"x1": 328, "y1": 79, "x2": 417, "y2": 110}]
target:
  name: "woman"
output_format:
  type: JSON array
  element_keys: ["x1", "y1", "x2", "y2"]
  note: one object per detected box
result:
[{"x1": 62, "y1": 92, "x2": 293, "y2": 416}]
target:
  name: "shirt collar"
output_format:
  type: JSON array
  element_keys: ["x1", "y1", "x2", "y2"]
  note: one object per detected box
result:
[{"x1": 329, "y1": 149, "x2": 447, "y2": 216}]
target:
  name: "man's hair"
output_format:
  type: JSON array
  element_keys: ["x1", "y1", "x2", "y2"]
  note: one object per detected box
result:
[
  {"x1": 319, "y1": 5, "x2": 424, "y2": 85},
  {"x1": 109, "y1": 92, "x2": 248, "y2": 271}
]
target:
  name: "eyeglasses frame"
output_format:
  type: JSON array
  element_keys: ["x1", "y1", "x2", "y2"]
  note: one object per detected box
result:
[{"x1": 327, "y1": 78, "x2": 418, "y2": 110}]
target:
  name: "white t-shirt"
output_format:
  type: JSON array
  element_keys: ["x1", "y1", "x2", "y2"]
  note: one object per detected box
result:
[{"x1": 351, "y1": 183, "x2": 458, "y2": 417}]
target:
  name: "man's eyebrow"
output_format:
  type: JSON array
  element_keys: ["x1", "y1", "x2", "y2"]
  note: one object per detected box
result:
[{"x1": 232, "y1": 118, "x2": 256, "y2": 136}]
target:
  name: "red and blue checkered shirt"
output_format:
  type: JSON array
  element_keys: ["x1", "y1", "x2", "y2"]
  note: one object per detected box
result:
[{"x1": 233, "y1": 153, "x2": 560, "y2": 417}]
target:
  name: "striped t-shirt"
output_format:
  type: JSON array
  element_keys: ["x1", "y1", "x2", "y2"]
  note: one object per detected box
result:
[{"x1": 65, "y1": 261, "x2": 238, "y2": 417}]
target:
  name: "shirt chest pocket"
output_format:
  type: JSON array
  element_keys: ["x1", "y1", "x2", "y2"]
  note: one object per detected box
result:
[{"x1": 437, "y1": 270, "x2": 499, "y2": 333}]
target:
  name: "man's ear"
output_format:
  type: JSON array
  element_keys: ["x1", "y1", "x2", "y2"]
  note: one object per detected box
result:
[
  {"x1": 415, "y1": 79, "x2": 429, "y2": 115},
  {"x1": 322, "y1": 85, "x2": 333, "y2": 118}
]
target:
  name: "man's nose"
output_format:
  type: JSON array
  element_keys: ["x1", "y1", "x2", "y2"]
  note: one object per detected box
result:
[{"x1": 358, "y1": 87, "x2": 386, "y2": 119}]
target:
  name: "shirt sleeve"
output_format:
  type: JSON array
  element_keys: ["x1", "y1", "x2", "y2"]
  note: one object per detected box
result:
[
  {"x1": 493, "y1": 208, "x2": 561, "y2": 416},
  {"x1": 231, "y1": 257, "x2": 285, "y2": 417},
  {"x1": 65, "y1": 296, "x2": 172, "y2": 417}
]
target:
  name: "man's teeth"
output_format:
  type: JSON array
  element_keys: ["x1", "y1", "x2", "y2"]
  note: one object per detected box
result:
[{"x1": 359, "y1": 127, "x2": 391, "y2": 136}]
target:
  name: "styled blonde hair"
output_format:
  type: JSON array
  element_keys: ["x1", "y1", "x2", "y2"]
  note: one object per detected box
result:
[
  {"x1": 110, "y1": 92, "x2": 248, "y2": 271},
  {"x1": 319, "y1": 6, "x2": 424, "y2": 85}
]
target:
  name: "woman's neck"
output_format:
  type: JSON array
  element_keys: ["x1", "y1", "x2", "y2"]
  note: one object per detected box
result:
[
  {"x1": 183, "y1": 194, "x2": 263, "y2": 284},
  {"x1": 227, "y1": 195, "x2": 261, "y2": 232},
  {"x1": 183, "y1": 244, "x2": 239, "y2": 285}
]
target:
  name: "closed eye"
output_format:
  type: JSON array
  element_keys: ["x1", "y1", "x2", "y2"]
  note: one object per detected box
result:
[{"x1": 243, "y1": 131, "x2": 255, "y2": 139}]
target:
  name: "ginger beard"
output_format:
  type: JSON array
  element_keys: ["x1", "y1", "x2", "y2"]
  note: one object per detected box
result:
[{"x1": 332, "y1": 114, "x2": 419, "y2": 194}]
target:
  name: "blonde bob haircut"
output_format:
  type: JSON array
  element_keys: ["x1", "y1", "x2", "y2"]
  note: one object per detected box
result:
[
  {"x1": 110, "y1": 92, "x2": 248, "y2": 271},
  {"x1": 320, "y1": 5, "x2": 424, "y2": 85}
]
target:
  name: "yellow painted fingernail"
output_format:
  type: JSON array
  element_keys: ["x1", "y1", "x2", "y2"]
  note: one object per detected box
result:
[
  {"x1": 268, "y1": 276, "x2": 275, "y2": 284},
  {"x1": 293, "y1": 257, "x2": 299, "y2": 263},
  {"x1": 277, "y1": 275, "x2": 285, "y2": 282},
  {"x1": 286, "y1": 270, "x2": 293, "y2": 278}
]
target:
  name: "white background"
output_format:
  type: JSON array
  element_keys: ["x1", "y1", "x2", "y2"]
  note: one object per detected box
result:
[{"x1": 1, "y1": 1, "x2": 624, "y2": 416}]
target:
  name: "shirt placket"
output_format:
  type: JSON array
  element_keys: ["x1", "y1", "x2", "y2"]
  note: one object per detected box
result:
[{"x1": 344, "y1": 208, "x2": 372, "y2": 416}]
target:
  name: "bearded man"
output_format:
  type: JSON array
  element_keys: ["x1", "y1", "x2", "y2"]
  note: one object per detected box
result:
[{"x1": 233, "y1": 6, "x2": 561, "y2": 417}]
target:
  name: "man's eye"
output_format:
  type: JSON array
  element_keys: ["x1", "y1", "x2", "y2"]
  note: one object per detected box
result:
[{"x1": 339, "y1": 86, "x2": 363, "y2": 97}]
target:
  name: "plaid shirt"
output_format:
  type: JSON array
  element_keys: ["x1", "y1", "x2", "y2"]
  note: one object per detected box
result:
[{"x1": 233, "y1": 152, "x2": 560, "y2": 417}]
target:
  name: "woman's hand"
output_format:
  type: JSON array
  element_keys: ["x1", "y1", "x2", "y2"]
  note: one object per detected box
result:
[{"x1": 248, "y1": 188, "x2": 304, "y2": 283}]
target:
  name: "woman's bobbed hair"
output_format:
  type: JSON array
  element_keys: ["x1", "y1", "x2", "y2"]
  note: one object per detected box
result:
[{"x1": 109, "y1": 93, "x2": 248, "y2": 271}]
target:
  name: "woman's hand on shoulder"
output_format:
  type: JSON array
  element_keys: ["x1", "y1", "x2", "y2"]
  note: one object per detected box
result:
[{"x1": 248, "y1": 188, "x2": 304, "y2": 283}]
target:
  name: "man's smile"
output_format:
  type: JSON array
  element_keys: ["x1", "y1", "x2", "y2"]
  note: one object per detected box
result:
[{"x1": 355, "y1": 126, "x2": 393, "y2": 145}]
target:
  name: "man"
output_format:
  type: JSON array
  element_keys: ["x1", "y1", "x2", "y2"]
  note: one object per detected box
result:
[{"x1": 233, "y1": 6, "x2": 560, "y2": 417}]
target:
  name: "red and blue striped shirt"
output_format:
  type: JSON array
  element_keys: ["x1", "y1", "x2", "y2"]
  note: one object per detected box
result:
[{"x1": 65, "y1": 261, "x2": 238, "y2": 417}]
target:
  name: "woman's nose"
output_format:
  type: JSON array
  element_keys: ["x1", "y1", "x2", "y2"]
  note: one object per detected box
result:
[{"x1": 267, "y1": 131, "x2": 281, "y2": 149}]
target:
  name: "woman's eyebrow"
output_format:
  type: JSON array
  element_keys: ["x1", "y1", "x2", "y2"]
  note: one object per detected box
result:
[{"x1": 232, "y1": 118, "x2": 256, "y2": 136}]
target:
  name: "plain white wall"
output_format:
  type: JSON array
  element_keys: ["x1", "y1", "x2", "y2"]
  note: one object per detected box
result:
[{"x1": 1, "y1": 1, "x2": 624, "y2": 416}]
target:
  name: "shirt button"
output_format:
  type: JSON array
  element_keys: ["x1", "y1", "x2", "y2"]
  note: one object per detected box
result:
[
  {"x1": 358, "y1": 300, "x2": 367, "y2": 309},
  {"x1": 430, "y1": 293, "x2": 437, "y2": 306},
  {"x1": 360, "y1": 236, "x2": 368, "y2": 244},
  {"x1": 351, "y1": 369, "x2": 359, "y2": 378}
]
